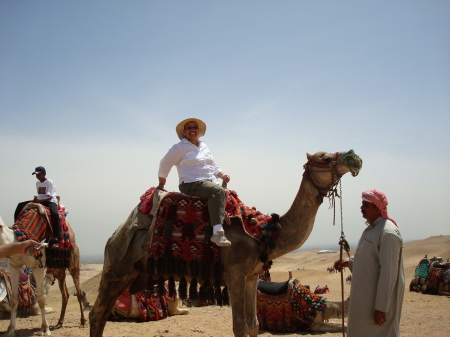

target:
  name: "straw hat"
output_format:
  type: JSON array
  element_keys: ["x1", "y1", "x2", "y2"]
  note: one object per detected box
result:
[{"x1": 176, "y1": 118, "x2": 207, "y2": 140}]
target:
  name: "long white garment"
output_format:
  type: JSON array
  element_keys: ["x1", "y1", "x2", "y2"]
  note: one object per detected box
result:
[{"x1": 347, "y1": 217, "x2": 404, "y2": 337}]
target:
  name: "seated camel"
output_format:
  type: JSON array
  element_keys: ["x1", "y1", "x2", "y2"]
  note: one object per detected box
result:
[
  {"x1": 0, "y1": 269, "x2": 54, "y2": 318},
  {"x1": 109, "y1": 281, "x2": 188, "y2": 321},
  {"x1": 257, "y1": 277, "x2": 348, "y2": 333}
]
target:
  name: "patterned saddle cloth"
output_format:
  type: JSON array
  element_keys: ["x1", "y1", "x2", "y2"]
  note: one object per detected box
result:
[
  {"x1": 414, "y1": 258, "x2": 431, "y2": 278},
  {"x1": 0, "y1": 270, "x2": 36, "y2": 315},
  {"x1": 112, "y1": 282, "x2": 172, "y2": 322},
  {"x1": 13, "y1": 203, "x2": 71, "y2": 248},
  {"x1": 256, "y1": 278, "x2": 327, "y2": 332},
  {"x1": 140, "y1": 187, "x2": 279, "y2": 263}
]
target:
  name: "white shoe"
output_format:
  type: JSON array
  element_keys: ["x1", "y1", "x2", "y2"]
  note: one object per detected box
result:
[{"x1": 211, "y1": 230, "x2": 231, "y2": 247}]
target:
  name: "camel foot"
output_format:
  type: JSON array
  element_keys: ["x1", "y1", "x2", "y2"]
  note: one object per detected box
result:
[{"x1": 40, "y1": 328, "x2": 51, "y2": 336}]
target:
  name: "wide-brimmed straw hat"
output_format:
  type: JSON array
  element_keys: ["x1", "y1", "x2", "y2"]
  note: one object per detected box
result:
[{"x1": 176, "y1": 118, "x2": 207, "y2": 140}]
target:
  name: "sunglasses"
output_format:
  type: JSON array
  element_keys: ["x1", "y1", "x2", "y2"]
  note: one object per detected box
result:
[{"x1": 184, "y1": 126, "x2": 199, "y2": 130}]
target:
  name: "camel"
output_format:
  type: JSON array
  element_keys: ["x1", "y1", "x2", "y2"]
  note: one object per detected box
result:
[
  {"x1": 109, "y1": 286, "x2": 189, "y2": 320},
  {"x1": 409, "y1": 256, "x2": 443, "y2": 294},
  {"x1": 0, "y1": 206, "x2": 87, "y2": 336},
  {"x1": 89, "y1": 150, "x2": 362, "y2": 337},
  {"x1": 0, "y1": 269, "x2": 54, "y2": 318},
  {"x1": 256, "y1": 275, "x2": 349, "y2": 333}
]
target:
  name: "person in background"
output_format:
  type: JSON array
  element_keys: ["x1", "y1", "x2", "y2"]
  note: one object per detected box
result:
[
  {"x1": 32, "y1": 166, "x2": 62, "y2": 248},
  {"x1": 333, "y1": 189, "x2": 404, "y2": 337},
  {"x1": 158, "y1": 118, "x2": 231, "y2": 247}
]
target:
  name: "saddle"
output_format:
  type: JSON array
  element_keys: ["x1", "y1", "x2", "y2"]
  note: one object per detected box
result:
[
  {"x1": 257, "y1": 279, "x2": 290, "y2": 296},
  {"x1": 256, "y1": 278, "x2": 327, "y2": 332},
  {"x1": 13, "y1": 202, "x2": 72, "y2": 268},
  {"x1": 131, "y1": 187, "x2": 279, "y2": 303}
]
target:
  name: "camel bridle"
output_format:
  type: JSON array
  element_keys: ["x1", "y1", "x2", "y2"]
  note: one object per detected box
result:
[{"x1": 303, "y1": 152, "x2": 342, "y2": 197}]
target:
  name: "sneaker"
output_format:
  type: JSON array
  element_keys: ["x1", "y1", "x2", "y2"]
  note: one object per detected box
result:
[{"x1": 211, "y1": 231, "x2": 231, "y2": 247}]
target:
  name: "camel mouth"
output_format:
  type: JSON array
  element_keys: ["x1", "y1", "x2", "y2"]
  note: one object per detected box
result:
[{"x1": 343, "y1": 150, "x2": 362, "y2": 177}]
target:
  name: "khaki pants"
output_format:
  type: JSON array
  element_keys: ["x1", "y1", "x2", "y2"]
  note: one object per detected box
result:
[{"x1": 179, "y1": 180, "x2": 226, "y2": 226}]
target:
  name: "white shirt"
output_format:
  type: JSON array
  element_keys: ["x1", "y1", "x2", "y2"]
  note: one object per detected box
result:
[
  {"x1": 36, "y1": 178, "x2": 58, "y2": 204},
  {"x1": 158, "y1": 138, "x2": 222, "y2": 185}
]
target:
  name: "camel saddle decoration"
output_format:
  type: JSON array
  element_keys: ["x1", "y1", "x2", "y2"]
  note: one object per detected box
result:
[
  {"x1": 0, "y1": 270, "x2": 36, "y2": 316},
  {"x1": 257, "y1": 278, "x2": 327, "y2": 332},
  {"x1": 12, "y1": 203, "x2": 72, "y2": 268},
  {"x1": 143, "y1": 187, "x2": 278, "y2": 303}
]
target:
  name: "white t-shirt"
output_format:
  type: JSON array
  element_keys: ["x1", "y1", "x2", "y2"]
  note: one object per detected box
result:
[{"x1": 36, "y1": 178, "x2": 58, "y2": 204}]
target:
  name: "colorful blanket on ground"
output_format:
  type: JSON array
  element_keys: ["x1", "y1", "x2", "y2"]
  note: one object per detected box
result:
[
  {"x1": 256, "y1": 278, "x2": 327, "y2": 332},
  {"x1": 13, "y1": 203, "x2": 71, "y2": 249},
  {"x1": 141, "y1": 187, "x2": 277, "y2": 263},
  {"x1": 414, "y1": 258, "x2": 431, "y2": 278}
]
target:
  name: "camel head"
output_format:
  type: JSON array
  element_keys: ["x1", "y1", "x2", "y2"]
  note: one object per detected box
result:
[{"x1": 304, "y1": 150, "x2": 362, "y2": 196}]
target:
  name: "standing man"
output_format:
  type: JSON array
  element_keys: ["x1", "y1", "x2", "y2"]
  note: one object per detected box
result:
[
  {"x1": 334, "y1": 189, "x2": 404, "y2": 337},
  {"x1": 32, "y1": 166, "x2": 62, "y2": 248}
]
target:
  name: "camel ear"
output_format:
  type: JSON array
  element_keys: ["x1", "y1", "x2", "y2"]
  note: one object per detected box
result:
[{"x1": 306, "y1": 153, "x2": 313, "y2": 160}]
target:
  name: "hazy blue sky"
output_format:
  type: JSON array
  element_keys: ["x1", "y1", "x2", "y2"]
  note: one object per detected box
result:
[{"x1": 1, "y1": 1, "x2": 449, "y2": 257}]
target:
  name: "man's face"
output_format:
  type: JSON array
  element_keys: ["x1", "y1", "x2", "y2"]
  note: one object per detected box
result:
[
  {"x1": 35, "y1": 172, "x2": 45, "y2": 181},
  {"x1": 360, "y1": 201, "x2": 380, "y2": 223}
]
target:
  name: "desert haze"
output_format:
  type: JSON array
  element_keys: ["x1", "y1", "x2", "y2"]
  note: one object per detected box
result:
[{"x1": 1, "y1": 235, "x2": 449, "y2": 337}]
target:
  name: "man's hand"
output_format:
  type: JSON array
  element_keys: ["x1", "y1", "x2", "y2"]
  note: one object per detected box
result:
[
  {"x1": 333, "y1": 259, "x2": 349, "y2": 272},
  {"x1": 374, "y1": 310, "x2": 387, "y2": 326}
]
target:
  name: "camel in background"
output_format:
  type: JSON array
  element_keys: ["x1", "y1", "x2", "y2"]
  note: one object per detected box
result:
[
  {"x1": 89, "y1": 150, "x2": 362, "y2": 337},
  {"x1": 0, "y1": 207, "x2": 86, "y2": 336}
]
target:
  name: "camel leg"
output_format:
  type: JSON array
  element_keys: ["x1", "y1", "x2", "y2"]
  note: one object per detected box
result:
[
  {"x1": 243, "y1": 274, "x2": 259, "y2": 337},
  {"x1": 3, "y1": 266, "x2": 19, "y2": 337},
  {"x1": 167, "y1": 296, "x2": 189, "y2": 316},
  {"x1": 224, "y1": 272, "x2": 248, "y2": 337},
  {"x1": 68, "y1": 264, "x2": 87, "y2": 326},
  {"x1": 32, "y1": 266, "x2": 51, "y2": 336},
  {"x1": 89, "y1": 269, "x2": 138, "y2": 337},
  {"x1": 52, "y1": 269, "x2": 69, "y2": 329}
]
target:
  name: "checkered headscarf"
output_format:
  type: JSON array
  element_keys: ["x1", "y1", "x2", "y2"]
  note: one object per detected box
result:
[{"x1": 362, "y1": 189, "x2": 398, "y2": 227}]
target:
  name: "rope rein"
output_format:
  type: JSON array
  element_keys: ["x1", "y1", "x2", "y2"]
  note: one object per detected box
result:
[{"x1": 331, "y1": 181, "x2": 350, "y2": 337}]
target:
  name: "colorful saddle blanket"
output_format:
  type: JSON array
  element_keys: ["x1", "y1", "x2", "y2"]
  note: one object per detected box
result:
[
  {"x1": 414, "y1": 258, "x2": 431, "y2": 278},
  {"x1": 256, "y1": 278, "x2": 327, "y2": 332},
  {"x1": 0, "y1": 270, "x2": 36, "y2": 315},
  {"x1": 113, "y1": 282, "x2": 171, "y2": 322},
  {"x1": 140, "y1": 187, "x2": 279, "y2": 263},
  {"x1": 13, "y1": 203, "x2": 71, "y2": 248}
]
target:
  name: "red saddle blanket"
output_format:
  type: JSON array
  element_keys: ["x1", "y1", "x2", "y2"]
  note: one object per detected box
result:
[
  {"x1": 113, "y1": 283, "x2": 172, "y2": 322},
  {"x1": 140, "y1": 187, "x2": 277, "y2": 262}
]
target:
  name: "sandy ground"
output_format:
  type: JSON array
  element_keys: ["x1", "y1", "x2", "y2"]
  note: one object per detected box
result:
[{"x1": 1, "y1": 235, "x2": 449, "y2": 336}]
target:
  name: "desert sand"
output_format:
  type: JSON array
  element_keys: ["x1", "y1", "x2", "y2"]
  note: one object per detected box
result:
[{"x1": 1, "y1": 235, "x2": 449, "y2": 336}]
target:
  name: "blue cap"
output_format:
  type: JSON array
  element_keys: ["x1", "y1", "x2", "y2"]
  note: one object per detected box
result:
[{"x1": 32, "y1": 166, "x2": 46, "y2": 175}]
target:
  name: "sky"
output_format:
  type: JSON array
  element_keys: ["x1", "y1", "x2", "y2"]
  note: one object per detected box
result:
[{"x1": 1, "y1": 1, "x2": 449, "y2": 259}]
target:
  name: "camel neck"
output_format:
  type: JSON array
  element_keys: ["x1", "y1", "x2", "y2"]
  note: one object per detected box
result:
[{"x1": 270, "y1": 177, "x2": 324, "y2": 259}]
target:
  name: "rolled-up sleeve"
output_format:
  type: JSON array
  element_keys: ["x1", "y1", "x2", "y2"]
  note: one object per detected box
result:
[{"x1": 158, "y1": 145, "x2": 182, "y2": 178}]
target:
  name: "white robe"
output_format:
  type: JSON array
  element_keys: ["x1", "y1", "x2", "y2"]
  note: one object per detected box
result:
[{"x1": 347, "y1": 217, "x2": 404, "y2": 337}]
